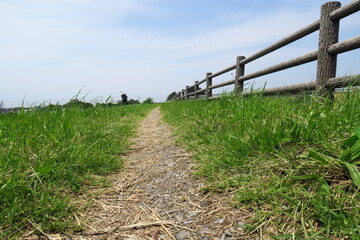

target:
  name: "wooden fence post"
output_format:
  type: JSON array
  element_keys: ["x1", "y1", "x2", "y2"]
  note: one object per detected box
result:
[
  {"x1": 185, "y1": 86, "x2": 189, "y2": 99},
  {"x1": 194, "y1": 81, "x2": 199, "y2": 99},
  {"x1": 181, "y1": 89, "x2": 185, "y2": 100},
  {"x1": 234, "y1": 56, "x2": 246, "y2": 94},
  {"x1": 316, "y1": 1, "x2": 341, "y2": 97},
  {"x1": 206, "y1": 72, "x2": 213, "y2": 99}
]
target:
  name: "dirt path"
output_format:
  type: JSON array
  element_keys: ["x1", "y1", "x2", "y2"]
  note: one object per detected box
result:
[{"x1": 69, "y1": 107, "x2": 256, "y2": 240}]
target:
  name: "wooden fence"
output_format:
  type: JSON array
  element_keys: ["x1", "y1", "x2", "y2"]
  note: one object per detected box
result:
[{"x1": 172, "y1": 1, "x2": 360, "y2": 101}]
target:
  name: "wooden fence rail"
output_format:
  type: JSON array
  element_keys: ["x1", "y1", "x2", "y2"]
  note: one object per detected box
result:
[{"x1": 173, "y1": 1, "x2": 360, "y2": 101}]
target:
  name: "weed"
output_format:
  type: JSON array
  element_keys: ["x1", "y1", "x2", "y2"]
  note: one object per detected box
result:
[
  {"x1": 0, "y1": 104, "x2": 154, "y2": 238},
  {"x1": 161, "y1": 90, "x2": 360, "y2": 239}
]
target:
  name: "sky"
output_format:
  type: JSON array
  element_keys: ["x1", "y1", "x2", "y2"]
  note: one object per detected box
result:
[{"x1": 0, "y1": 0, "x2": 359, "y2": 107}]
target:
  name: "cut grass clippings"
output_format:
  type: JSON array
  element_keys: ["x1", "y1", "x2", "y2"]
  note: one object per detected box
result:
[
  {"x1": 161, "y1": 89, "x2": 360, "y2": 239},
  {"x1": 0, "y1": 104, "x2": 154, "y2": 239}
]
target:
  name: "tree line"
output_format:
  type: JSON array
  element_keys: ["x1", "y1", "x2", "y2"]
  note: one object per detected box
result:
[{"x1": 33, "y1": 94, "x2": 154, "y2": 110}]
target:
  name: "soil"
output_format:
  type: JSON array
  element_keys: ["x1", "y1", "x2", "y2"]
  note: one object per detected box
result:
[{"x1": 27, "y1": 107, "x2": 258, "y2": 240}]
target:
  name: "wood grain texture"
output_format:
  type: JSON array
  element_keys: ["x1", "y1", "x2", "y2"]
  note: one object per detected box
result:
[
  {"x1": 234, "y1": 56, "x2": 246, "y2": 94},
  {"x1": 185, "y1": 86, "x2": 190, "y2": 99},
  {"x1": 194, "y1": 81, "x2": 199, "y2": 99},
  {"x1": 195, "y1": 88, "x2": 206, "y2": 95},
  {"x1": 330, "y1": 0, "x2": 360, "y2": 21},
  {"x1": 209, "y1": 51, "x2": 317, "y2": 91},
  {"x1": 240, "y1": 20, "x2": 320, "y2": 65},
  {"x1": 238, "y1": 51, "x2": 318, "y2": 83},
  {"x1": 210, "y1": 65, "x2": 236, "y2": 78},
  {"x1": 206, "y1": 72, "x2": 213, "y2": 99},
  {"x1": 210, "y1": 79, "x2": 235, "y2": 90},
  {"x1": 326, "y1": 74, "x2": 360, "y2": 88},
  {"x1": 174, "y1": 1, "x2": 360, "y2": 101},
  {"x1": 247, "y1": 74, "x2": 359, "y2": 96},
  {"x1": 328, "y1": 36, "x2": 360, "y2": 55},
  {"x1": 198, "y1": 78, "x2": 207, "y2": 85},
  {"x1": 316, "y1": 2, "x2": 341, "y2": 95}
]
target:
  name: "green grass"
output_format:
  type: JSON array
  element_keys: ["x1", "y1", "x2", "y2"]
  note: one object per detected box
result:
[
  {"x1": 0, "y1": 104, "x2": 154, "y2": 239},
  {"x1": 161, "y1": 90, "x2": 360, "y2": 239}
]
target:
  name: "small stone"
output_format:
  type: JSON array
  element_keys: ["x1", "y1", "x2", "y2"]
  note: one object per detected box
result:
[
  {"x1": 183, "y1": 220, "x2": 194, "y2": 224},
  {"x1": 214, "y1": 217, "x2": 225, "y2": 224},
  {"x1": 186, "y1": 211, "x2": 198, "y2": 218},
  {"x1": 175, "y1": 230, "x2": 191, "y2": 240},
  {"x1": 176, "y1": 211, "x2": 185, "y2": 220},
  {"x1": 221, "y1": 230, "x2": 233, "y2": 240},
  {"x1": 167, "y1": 209, "x2": 178, "y2": 214},
  {"x1": 199, "y1": 228, "x2": 211, "y2": 235}
]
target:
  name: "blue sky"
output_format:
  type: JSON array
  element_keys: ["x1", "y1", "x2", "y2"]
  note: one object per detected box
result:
[{"x1": 0, "y1": 0, "x2": 359, "y2": 106}]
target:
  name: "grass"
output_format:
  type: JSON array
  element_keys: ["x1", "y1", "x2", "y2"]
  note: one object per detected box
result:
[
  {"x1": 0, "y1": 104, "x2": 154, "y2": 239},
  {"x1": 161, "y1": 90, "x2": 360, "y2": 239}
]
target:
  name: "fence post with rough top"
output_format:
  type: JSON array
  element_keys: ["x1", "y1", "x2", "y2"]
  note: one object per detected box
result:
[
  {"x1": 316, "y1": 1, "x2": 341, "y2": 97},
  {"x1": 206, "y1": 72, "x2": 213, "y2": 99},
  {"x1": 194, "y1": 81, "x2": 199, "y2": 99},
  {"x1": 234, "y1": 56, "x2": 246, "y2": 94}
]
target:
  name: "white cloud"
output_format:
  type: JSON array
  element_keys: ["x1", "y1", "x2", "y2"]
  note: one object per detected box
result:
[{"x1": 0, "y1": 0, "x2": 359, "y2": 106}]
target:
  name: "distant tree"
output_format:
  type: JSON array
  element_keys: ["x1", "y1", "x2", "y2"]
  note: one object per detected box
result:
[
  {"x1": 63, "y1": 99, "x2": 93, "y2": 108},
  {"x1": 96, "y1": 103, "x2": 106, "y2": 107},
  {"x1": 166, "y1": 92, "x2": 177, "y2": 101},
  {"x1": 128, "y1": 99, "x2": 140, "y2": 105},
  {"x1": 143, "y1": 97, "x2": 154, "y2": 104},
  {"x1": 121, "y1": 94, "x2": 128, "y2": 105}
]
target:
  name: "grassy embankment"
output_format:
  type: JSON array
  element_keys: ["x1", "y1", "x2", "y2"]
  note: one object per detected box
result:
[
  {"x1": 0, "y1": 104, "x2": 154, "y2": 239},
  {"x1": 161, "y1": 90, "x2": 360, "y2": 239}
]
